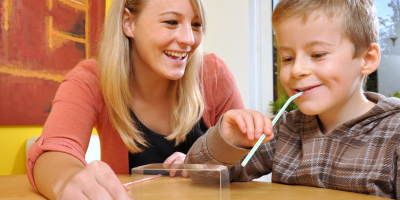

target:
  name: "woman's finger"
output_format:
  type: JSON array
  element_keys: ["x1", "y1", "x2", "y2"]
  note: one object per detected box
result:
[
  {"x1": 82, "y1": 183, "x2": 113, "y2": 200},
  {"x1": 163, "y1": 152, "x2": 186, "y2": 177},
  {"x1": 89, "y1": 161, "x2": 131, "y2": 200},
  {"x1": 182, "y1": 169, "x2": 189, "y2": 178}
]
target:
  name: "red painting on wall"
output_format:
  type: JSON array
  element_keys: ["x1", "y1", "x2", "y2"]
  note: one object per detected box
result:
[{"x1": 0, "y1": 0, "x2": 105, "y2": 124}]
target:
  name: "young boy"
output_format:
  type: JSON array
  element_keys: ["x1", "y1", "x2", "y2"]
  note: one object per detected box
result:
[{"x1": 185, "y1": 0, "x2": 400, "y2": 198}]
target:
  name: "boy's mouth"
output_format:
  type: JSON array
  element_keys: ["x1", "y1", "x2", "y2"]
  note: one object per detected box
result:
[
  {"x1": 164, "y1": 50, "x2": 188, "y2": 61},
  {"x1": 295, "y1": 85, "x2": 321, "y2": 93}
]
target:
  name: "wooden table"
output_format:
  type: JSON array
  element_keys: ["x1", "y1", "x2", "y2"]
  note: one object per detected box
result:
[{"x1": 0, "y1": 175, "x2": 388, "y2": 200}]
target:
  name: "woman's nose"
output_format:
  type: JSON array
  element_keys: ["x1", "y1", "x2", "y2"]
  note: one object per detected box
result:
[{"x1": 177, "y1": 24, "x2": 195, "y2": 46}]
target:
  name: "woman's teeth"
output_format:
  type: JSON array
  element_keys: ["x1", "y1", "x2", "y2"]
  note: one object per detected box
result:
[{"x1": 164, "y1": 51, "x2": 187, "y2": 60}]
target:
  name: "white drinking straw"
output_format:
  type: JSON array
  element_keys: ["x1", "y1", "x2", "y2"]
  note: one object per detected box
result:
[{"x1": 241, "y1": 91, "x2": 304, "y2": 167}]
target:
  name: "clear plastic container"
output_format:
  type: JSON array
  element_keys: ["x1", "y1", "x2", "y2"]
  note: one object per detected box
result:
[{"x1": 131, "y1": 163, "x2": 230, "y2": 200}]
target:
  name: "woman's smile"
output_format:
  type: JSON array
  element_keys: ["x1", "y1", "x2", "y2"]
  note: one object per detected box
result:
[{"x1": 164, "y1": 50, "x2": 189, "y2": 61}]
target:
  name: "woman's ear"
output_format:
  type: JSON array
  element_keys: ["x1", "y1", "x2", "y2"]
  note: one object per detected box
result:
[
  {"x1": 122, "y1": 8, "x2": 135, "y2": 38},
  {"x1": 361, "y1": 43, "x2": 380, "y2": 75}
]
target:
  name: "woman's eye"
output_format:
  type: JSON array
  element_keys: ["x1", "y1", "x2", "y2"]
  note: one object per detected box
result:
[
  {"x1": 192, "y1": 22, "x2": 202, "y2": 28},
  {"x1": 164, "y1": 21, "x2": 178, "y2": 25}
]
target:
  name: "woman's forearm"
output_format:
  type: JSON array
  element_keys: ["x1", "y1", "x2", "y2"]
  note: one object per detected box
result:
[{"x1": 33, "y1": 151, "x2": 85, "y2": 199}]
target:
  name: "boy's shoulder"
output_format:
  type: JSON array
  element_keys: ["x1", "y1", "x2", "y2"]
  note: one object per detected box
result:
[
  {"x1": 354, "y1": 92, "x2": 400, "y2": 139},
  {"x1": 365, "y1": 92, "x2": 400, "y2": 121}
]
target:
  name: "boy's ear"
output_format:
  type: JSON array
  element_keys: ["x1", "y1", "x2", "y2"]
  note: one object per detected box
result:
[
  {"x1": 360, "y1": 43, "x2": 380, "y2": 75},
  {"x1": 122, "y1": 8, "x2": 136, "y2": 38}
]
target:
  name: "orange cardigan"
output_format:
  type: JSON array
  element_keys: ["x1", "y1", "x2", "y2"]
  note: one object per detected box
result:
[{"x1": 26, "y1": 53, "x2": 244, "y2": 191}]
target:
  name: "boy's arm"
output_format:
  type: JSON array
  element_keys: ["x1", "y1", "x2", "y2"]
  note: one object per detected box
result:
[
  {"x1": 185, "y1": 118, "x2": 249, "y2": 168},
  {"x1": 185, "y1": 110, "x2": 275, "y2": 181}
]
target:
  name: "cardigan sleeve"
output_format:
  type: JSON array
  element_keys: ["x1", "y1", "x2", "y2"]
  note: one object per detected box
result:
[
  {"x1": 26, "y1": 59, "x2": 101, "y2": 193},
  {"x1": 185, "y1": 116, "x2": 276, "y2": 182},
  {"x1": 202, "y1": 53, "x2": 245, "y2": 128}
]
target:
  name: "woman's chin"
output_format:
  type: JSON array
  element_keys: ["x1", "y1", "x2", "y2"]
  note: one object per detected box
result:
[{"x1": 166, "y1": 71, "x2": 185, "y2": 81}]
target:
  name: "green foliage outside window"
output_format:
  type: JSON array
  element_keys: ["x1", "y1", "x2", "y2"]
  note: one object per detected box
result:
[
  {"x1": 269, "y1": 95, "x2": 298, "y2": 115},
  {"x1": 388, "y1": 91, "x2": 400, "y2": 98}
]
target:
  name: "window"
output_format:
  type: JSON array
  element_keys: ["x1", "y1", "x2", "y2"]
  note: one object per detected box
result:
[{"x1": 372, "y1": 0, "x2": 400, "y2": 96}]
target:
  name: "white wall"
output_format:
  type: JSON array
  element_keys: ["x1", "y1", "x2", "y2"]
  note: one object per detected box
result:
[
  {"x1": 202, "y1": 0, "x2": 273, "y2": 182},
  {"x1": 202, "y1": 0, "x2": 274, "y2": 117},
  {"x1": 202, "y1": 0, "x2": 251, "y2": 107}
]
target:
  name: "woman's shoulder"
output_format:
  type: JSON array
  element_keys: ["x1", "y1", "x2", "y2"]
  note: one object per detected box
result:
[
  {"x1": 201, "y1": 53, "x2": 245, "y2": 126},
  {"x1": 62, "y1": 59, "x2": 100, "y2": 90},
  {"x1": 64, "y1": 59, "x2": 99, "y2": 79},
  {"x1": 201, "y1": 52, "x2": 236, "y2": 84},
  {"x1": 202, "y1": 52, "x2": 230, "y2": 74},
  {"x1": 61, "y1": 59, "x2": 102, "y2": 101}
]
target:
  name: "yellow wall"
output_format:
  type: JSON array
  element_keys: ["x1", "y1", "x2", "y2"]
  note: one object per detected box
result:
[
  {"x1": 0, "y1": 0, "x2": 112, "y2": 176},
  {"x1": 0, "y1": 126, "x2": 44, "y2": 175},
  {"x1": 106, "y1": 0, "x2": 111, "y2": 14}
]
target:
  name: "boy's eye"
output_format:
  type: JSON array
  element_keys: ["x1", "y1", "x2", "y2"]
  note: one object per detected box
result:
[
  {"x1": 282, "y1": 57, "x2": 294, "y2": 63},
  {"x1": 192, "y1": 22, "x2": 202, "y2": 28},
  {"x1": 164, "y1": 21, "x2": 178, "y2": 25},
  {"x1": 311, "y1": 53, "x2": 326, "y2": 59}
]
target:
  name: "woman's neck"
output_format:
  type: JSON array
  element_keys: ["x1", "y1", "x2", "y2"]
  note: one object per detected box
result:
[
  {"x1": 130, "y1": 67, "x2": 173, "y2": 136},
  {"x1": 132, "y1": 77, "x2": 171, "y2": 102},
  {"x1": 131, "y1": 65, "x2": 171, "y2": 103}
]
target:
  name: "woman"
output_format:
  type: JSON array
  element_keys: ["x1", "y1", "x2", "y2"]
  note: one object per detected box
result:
[{"x1": 27, "y1": 0, "x2": 244, "y2": 199}]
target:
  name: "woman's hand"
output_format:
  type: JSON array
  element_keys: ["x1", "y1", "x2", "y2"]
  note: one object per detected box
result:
[
  {"x1": 220, "y1": 109, "x2": 274, "y2": 148},
  {"x1": 163, "y1": 152, "x2": 189, "y2": 177},
  {"x1": 56, "y1": 161, "x2": 131, "y2": 200}
]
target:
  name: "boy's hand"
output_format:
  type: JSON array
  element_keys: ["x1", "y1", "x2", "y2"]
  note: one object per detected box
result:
[{"x1": 220, "y1": 109, "x2": 274, "y2": 148}]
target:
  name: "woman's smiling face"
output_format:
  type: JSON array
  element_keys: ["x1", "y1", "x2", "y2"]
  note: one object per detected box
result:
[
  {"x1": 275, "y1": 15, "x2": 365, "y2": 116},
  {"x1": 125, "y1": 0, "x2": 203, "y2": 81}
]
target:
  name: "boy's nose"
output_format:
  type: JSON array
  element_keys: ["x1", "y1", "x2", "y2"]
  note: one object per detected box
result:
[
  {"x1": 177, "y1": 24, "x2": 195, "y2": 46},
  {"x1": 291, "y1": 58, "x2": 311, "y2": 79}
]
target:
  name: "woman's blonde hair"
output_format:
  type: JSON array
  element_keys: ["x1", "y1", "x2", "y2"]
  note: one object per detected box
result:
[{"x1": 97, "y1": 0, "x2": 207, "y2": 153}]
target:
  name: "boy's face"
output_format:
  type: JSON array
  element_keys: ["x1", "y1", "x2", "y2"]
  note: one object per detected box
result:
[{"x1": 275, "y1": 15, "x2": 365, "y2": 116}]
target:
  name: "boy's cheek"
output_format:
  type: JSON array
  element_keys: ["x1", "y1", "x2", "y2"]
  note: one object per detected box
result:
[{"x1": 279, "y1": 71, "x2": 291, "y2": 93}]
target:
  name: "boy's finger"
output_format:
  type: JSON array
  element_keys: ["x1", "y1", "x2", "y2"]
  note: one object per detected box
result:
[
  {"x1": 225, "y1": 111, "x2": 247, "y2": 133},
  {"x1": 263, "y1": 116, "x2": 273, "y2": 136},
  {"x1": 241, "y1": 111, "x2": 255, "y2": 140},
  {"x1": 253, "y1": 111, "x2": 266, "y2": 138},
  {"x1": 263, "y1": 133, "x2": 275, "y2": 142},
  {"x1": 234, "y1": 114, "x2": 247, "y2": 134}
]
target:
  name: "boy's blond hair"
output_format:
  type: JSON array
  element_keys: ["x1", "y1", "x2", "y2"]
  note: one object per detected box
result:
[
  {"x1": 97, "y1": 0, "x2": 206, "y2": 153},
  {"x1": 272, "y1": 0, "x2": 379, "y2": 58}
]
